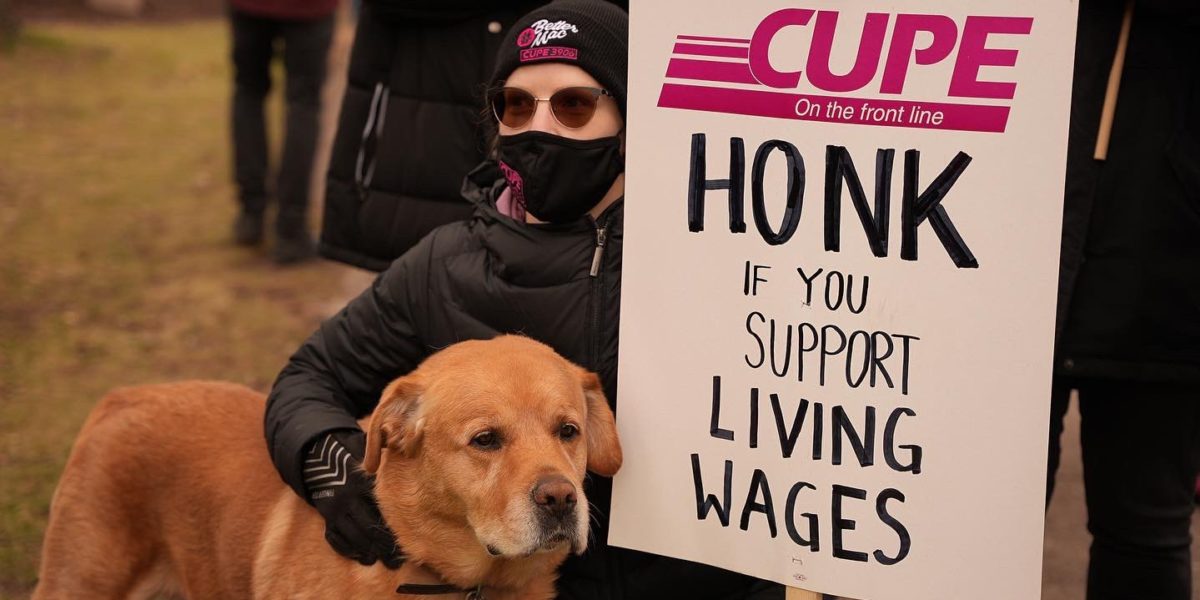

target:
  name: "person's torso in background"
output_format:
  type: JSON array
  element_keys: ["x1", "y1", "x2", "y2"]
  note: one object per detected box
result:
[{"x1": 1057, "y1": 0, "x2": 1200, "y2": 382}]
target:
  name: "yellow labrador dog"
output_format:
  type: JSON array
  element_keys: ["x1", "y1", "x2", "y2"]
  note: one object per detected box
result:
[{"x1": 33, "y1": 335, "x2": 621, "y2": 599}]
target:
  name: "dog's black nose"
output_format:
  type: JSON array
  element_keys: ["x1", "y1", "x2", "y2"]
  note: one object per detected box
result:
[{"x1": 532, "y1": 475, "x2": 577, "y2": 520}]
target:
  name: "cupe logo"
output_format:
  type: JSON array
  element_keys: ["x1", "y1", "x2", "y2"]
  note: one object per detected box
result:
[{"x1": 658, "y1": 8, "x2": 1036, "y2": 134}]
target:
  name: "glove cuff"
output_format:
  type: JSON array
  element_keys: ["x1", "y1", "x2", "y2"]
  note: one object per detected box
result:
[{"x1": 303, "y1": 429, "x2": 365, "y2": 501}]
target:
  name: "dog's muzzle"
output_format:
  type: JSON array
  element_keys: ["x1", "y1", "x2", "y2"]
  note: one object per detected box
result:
[
  {"x1": 531, "y1": 475, "x2": 582, "y2": 551},
  {"x1": 531, "y1": 475, "x2": 577, "y2": 523}
]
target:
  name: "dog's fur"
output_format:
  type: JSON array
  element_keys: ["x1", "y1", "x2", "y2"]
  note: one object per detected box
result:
[{"x1": 33, "y1": 335, "x2": 622, "y2": 599}]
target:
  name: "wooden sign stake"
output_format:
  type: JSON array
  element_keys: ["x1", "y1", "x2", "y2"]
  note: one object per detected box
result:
[
  {"x1": 1093, "y1": 0, "x2": 1135, "y2": 161},
  {"x1": 786, "y1": 587, "x2": 823, "y2": 600}
]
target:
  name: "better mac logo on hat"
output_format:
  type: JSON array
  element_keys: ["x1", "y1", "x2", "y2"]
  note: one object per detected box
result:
[{"x1": 517, "y1": 19, "x2": 581, "y2": 62}]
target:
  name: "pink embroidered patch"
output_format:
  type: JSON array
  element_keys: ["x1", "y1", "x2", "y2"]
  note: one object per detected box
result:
[
  {"x1": 519, "y1": 46, "x2": 579, "y2": 62},
  {"x1": 516, "y1": 28, "x2": 537, "y2": 48}
]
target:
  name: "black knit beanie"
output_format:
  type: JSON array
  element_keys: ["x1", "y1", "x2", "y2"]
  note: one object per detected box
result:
[{"x1": 490, "y1": 0, "x2": 629, "y2": 118}]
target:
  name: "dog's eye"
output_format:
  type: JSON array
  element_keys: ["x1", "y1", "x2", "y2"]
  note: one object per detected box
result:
[
  {"x1": 559, "y1": 423, "x2": 579, "y2": 441},
  {"x1": 471, "y1": 431, "x2": 500, "y2": 450}
]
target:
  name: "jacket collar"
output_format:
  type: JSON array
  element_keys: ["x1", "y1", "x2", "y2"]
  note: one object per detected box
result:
[{"x1": 458, "y1": 160, "x2": 623, "y2": 286}]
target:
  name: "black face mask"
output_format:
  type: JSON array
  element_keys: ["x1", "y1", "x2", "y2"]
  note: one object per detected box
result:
[{"x1": 496, "y1": 131, "x2": 624, "y2": 223}]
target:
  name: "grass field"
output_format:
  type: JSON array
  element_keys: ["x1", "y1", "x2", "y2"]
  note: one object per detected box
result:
[{"x1": 0, "y1": 21, "x2": 357, "y2": 596}]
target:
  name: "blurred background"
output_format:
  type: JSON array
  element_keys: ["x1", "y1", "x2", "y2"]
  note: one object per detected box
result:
[
  {"x1": 0, "y1": 1, "x2": 1194, "y2": 598},
  {"x1": 0, "y1": 1, "x2": 377, "y2": 596}
]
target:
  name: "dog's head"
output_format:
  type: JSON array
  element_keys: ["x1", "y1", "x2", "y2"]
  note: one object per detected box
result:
[{"x1": 362, "y1": 335, "x2": 622, "y2": 558}]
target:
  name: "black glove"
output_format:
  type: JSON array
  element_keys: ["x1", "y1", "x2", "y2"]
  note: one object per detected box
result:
[{"x1": 304, "y1": 429, "x2": 404, "y2": 569}]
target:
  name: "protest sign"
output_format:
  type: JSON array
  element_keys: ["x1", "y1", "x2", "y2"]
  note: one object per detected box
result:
[{"x1": 610, "y1": 2, "x2": 1078, "y2": 598}]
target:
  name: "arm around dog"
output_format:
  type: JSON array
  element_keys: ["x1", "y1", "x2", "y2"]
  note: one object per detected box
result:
[{"x1": 265, "y1": 242, "x2": 432, "y2": 500}]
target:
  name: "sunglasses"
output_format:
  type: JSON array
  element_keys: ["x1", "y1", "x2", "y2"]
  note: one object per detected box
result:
[{"x1": 489, "y1": 86, "x2": 613, "y2": 129}]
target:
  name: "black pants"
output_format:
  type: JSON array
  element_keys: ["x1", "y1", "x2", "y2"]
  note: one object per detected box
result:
[
  {"x1": 229, "y1": 10, "x2": 333, "y2": 219},
  {"x1": 1047, "y1": 378, "x2": 1200, "y2": 600}
]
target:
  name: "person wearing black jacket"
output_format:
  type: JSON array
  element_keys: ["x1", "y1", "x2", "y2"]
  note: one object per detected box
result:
[
  {"x1": 266, "y1": 1, "x2": 781, "y2": 597},
  {"x1": 319, "y1": 0, "x2": 630, "y2": 272},
  {"x1": 318, "y1": 0, "x2": 543, "y2": 271},
  {"x1": 1046, "y1": 1, "x2": 1200, "y2": 599}
]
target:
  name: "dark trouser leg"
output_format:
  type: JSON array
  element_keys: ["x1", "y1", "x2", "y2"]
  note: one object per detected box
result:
[
  {"x1": 1079, "y1": 380, "x2": 1200, "y2": 600},
  {"x1": 1046, "y1": 378, "x2": 1073, "y2": 506},
  {"x1": 230, "y1": 11, "x2": 276, "y2": 215},
  {"x1": 275, "y1": 15, "x2": 333, "y2": 233}
]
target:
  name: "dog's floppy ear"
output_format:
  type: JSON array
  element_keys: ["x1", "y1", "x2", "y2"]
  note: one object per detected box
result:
[
  {"x1": 579, "y1": 369, "x2": 622, "y2": 477},
  {"x1": 363, "y1": 376, "x2": 425, "y2": 474}
]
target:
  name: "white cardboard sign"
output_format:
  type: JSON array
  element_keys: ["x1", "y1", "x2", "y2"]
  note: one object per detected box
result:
[{"x1": 611, "y1": 2, "x2": 1078, "y2": 599}]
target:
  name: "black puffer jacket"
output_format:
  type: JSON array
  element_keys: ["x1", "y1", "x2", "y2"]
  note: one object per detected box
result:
[
  {"x1": 319, "y1": 1, "x2": 542, "y2": 272},
  {"x1": 1055, "y1": 0, "x2": 1200, "y2": 382},
  {"x1": 269, "y1": 161, "x2": 776, "y2": 599}
]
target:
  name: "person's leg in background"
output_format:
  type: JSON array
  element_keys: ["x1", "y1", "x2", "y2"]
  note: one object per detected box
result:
[
  {"x1": 230, "y1": 10, "x2": 277, "y2": 246},
  {"x1": 273, "y1": 15, "x2": 333, "y2": 264},
  {"x1": 1078, "y1": 380, "x2": 1200, "y2": 600},
  {"x1": 1047, "y1": 378, "x2": 1074, "y2": 506}
]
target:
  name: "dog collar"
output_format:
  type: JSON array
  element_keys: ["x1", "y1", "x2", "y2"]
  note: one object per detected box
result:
[{"x1": 395, "y1": 582, "x2": 485, "y2": 599}]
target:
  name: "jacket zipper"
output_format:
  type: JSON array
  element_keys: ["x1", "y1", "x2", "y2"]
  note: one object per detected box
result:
[
  {"x1": 588, "y1": 216, "x2": 610, "y2": 368},
  {"x1": 589, "y1": 225, "x2": 608, "y2": 278}
]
